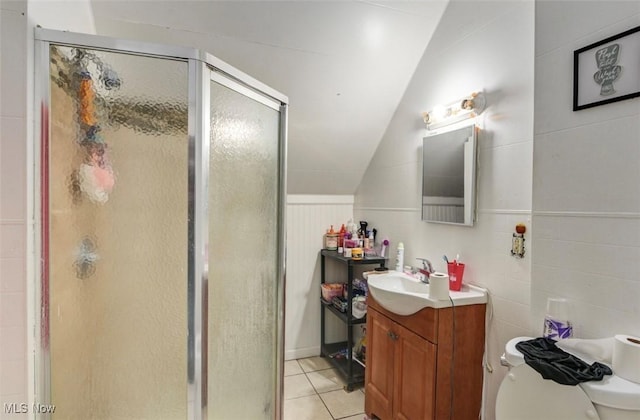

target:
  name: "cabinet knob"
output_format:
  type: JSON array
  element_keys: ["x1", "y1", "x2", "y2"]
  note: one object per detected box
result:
[{"x1": 387, "y1": 331, "x2": 398, "y2": 341}]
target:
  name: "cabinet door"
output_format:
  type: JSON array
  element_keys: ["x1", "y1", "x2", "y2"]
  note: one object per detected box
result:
[
  {"x1": 365, "y1": 309, "x2": 395, "y2": 420},
  {"x1": 393, "y1": 324, "x2": 437, "y2": 420}
]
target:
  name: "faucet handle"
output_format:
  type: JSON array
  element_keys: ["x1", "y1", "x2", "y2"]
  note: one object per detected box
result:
[{"x1": 416, "y1": 258, "x2": 434, "y2": 273}]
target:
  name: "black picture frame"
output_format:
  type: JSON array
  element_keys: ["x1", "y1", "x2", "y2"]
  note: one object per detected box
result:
[{"x1": 573, "y1": 25, "x2": 640, "y2": 111}]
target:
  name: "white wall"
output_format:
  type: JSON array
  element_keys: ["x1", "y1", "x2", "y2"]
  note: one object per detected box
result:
[
  {"x1": 0, "y1": 0, "x2": 95, "y2": 411},
  {"x1": 532, "y1": 2, "x2": 640, "y2": 338},
  {"x1": 285, "y1": 195, "x2": 354, "y2": 360},
  {"x1": 27, "y1": 0, "x2": 95, "y2": 34},
  {"x1": 354, "y1": 1, "x2": 535, "y2": 419},
  {"x1": 1, "y1": 0, "x2": 29, "y2": 409}
]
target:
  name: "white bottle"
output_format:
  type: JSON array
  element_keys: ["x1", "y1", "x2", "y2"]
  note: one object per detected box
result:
[{"x1": 395, "y1": 242, "x2": 404, "y2": 272}]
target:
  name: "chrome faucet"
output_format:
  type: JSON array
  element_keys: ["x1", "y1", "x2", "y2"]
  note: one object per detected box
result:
[{"x1": 416, "y1": 258, "x2": 434, "y2": 283}]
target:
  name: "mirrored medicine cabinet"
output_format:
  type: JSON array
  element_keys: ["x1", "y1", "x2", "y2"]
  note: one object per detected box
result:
[{"x1": 421, "y1": 124, "x2": 477, "y2": 226}]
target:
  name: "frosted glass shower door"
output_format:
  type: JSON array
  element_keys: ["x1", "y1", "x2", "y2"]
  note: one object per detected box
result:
[
  {"x1": 207, "y1": 76, "x2": 283, "y2": 419},
  {"x1": 46, "y1": 45, "x2": 189, "y2": 419}
]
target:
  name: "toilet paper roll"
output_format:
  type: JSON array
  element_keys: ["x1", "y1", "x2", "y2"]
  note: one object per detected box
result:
[
  {"x1": 429, "y1": 272, "x2": 450, "y2": 301},
  {"x1": 612, "y1": 334, "x2": 640, "y2": 384}
]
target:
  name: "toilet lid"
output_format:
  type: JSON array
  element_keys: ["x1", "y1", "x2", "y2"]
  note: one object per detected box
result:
[
  {"x1": 580, "y1": 374, "x2": 640, "y2": 410},
  {"x1": 504, "y1": 336, "x2": 532, "y2": 367}
]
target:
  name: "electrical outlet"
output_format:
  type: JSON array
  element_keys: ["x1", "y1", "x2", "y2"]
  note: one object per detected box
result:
[{"x1": 511, "y1": 233, "x2": 525, "y2": 258}]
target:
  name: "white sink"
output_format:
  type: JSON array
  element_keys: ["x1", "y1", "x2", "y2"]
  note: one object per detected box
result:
[{"x1": 367, "y1": 271, "x2": 487, "y2": 315}]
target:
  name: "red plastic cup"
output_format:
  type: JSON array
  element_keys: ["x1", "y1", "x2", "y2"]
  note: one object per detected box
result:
[{"x1": 447, "y1": 262, "x2": 465, "y2": 291}]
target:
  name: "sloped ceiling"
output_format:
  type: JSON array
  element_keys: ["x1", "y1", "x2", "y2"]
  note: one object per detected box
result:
[{"x1": 90, "y1": 0, "x2": 449, "y2": 194}]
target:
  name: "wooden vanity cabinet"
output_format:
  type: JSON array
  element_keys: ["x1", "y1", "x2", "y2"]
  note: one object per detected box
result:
[{"x1": 365, "y1": 295, "x2": 486, "y2": 420}]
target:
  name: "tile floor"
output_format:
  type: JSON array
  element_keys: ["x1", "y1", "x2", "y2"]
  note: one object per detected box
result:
[{"x1": 284, "y1": 356, "x2": 366, "y2": 420}]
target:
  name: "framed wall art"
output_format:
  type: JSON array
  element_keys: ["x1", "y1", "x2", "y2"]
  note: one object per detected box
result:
[{"x1": 573, "y1": 25, "x2": 640, "y2": 111}]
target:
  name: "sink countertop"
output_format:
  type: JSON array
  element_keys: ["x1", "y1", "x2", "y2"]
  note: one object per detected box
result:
[{"x1": 367, "y1": 271, "x2": 487, "y2": 314}]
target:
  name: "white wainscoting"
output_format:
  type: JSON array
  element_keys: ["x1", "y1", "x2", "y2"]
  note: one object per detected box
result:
[{"x1": 285, "y1": 195, "x2": 354, "y2": 360}]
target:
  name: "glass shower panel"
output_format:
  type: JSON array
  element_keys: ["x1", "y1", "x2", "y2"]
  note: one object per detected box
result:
[
  {"x1": 207, "y1": 80, "x2": 280, "y2": 419},
  {"x1": 48, "y1": 45, "x2": 189, "y2": 419}
]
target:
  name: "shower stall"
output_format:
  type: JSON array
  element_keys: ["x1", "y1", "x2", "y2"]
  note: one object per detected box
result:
[{"x1": 33, "y1": 29, "x2": 287, "y2": 419}]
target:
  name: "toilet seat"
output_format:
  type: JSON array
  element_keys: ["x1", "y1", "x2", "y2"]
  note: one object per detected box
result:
[{"x1": 503, "y1": 336, "x2": 530, "y2": 366}]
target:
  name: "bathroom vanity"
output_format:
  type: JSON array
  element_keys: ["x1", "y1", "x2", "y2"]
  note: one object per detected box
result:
[{"x1": 365, "y1": 294, "x2": 486, "y2": 420}]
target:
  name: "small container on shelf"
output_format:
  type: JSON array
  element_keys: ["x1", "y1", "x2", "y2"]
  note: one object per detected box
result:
[
  {"x1": 352, "y1": 296, "x2": 367, "y2": 319},
  {"x1": 321, "y1": 283, "x2": 344, "y2": 302},
  {"x1": 325, "y1": 225, "x2": 338, "y2": 251},
  {"x1": 332, "y1": 296, "x2": 348, "y2": 312},
  {"x1": 351, "y1": 247, "x2": 363, "y2": 260}
]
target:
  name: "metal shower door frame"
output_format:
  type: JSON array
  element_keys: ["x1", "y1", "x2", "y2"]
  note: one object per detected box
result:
[{"x1": 32, "y1": 28, "x2": 288, "y2": 420}]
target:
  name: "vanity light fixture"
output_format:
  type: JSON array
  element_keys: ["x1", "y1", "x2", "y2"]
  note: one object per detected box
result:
[{"x1": 422, "y1": 92, "x2": 486, "y2": 130}]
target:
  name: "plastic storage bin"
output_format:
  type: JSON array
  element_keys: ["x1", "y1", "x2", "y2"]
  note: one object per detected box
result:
[{"x1": 321, "y1": 283, "x2": 344, "y2": 302}]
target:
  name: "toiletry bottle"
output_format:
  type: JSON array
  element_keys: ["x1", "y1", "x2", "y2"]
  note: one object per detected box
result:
[
  {"x1": 367, "y1": 231, "x2": 374, "y2": 250},
  {"x1": 359, "y1": 221, "x2": 368, "y2": 239},
  {"x1": 395, "y1": 242, "x2": 404, "y2": 272},
  {"x1": 347, "y1": 219, "x2": 358, "y2": 236},
  {"x1": 338, "y1": 224, "x2": 346, "y2": 254}
]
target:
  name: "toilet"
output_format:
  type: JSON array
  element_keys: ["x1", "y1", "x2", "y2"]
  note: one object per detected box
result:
[{"x1": 496, "y1": 337, "x2": 640, "y2": 420}]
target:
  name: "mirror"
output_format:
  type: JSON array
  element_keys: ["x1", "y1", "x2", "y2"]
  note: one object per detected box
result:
[{"x1": 422, "y1": 125, "x2": 477, "y2": 226}]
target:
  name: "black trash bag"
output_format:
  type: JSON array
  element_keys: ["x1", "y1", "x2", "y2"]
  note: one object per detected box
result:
[{"x1": 515, "y1": 337, "x2": 612, "y2": 386}]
